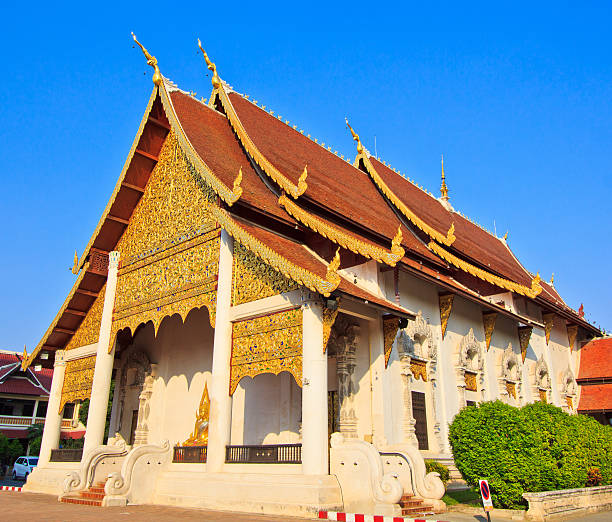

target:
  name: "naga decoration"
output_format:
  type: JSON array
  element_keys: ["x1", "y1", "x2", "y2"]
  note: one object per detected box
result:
[
  {"x1": 279, "y1": 193, "x2": 404, "y2": 266},
  {"x1": 518, "y1": 325, "x2": 533, "y2": 362},
  {"x1": 198, "y1": 40, "x2": 308, "y2": 199},
  {"x1": 182, "y1": 382, "x2": 210, "y2": 446},
  {"x1": 71, "y1": 250, "x2": 79, "y2": 275},
  {"x1": 132, "y1": 32, "x2": 162, "y2": 86},
  {"x1": 567, "y1": 324, "x2": 578, "y2": 351},
  {"x1": 59, "y1": 356, "x2": 96, "y2": 412},
  {"x1": 345, "y1": 119, "x2": 456, "y2": 247},
  {"x1": 542, "y1": 313, "x2": 555, "y2": 345},
  {"x1": 382, "y1": 315, "x2": 401, "y2": 367},
  {"x1": 482, "y1": 312, "x2": 497, "y2": 351},
  {"x1": 439, "y1": 293, "x2": 454, "y2": 340},
  {"x1": 230, "y1": 308, "x2": 303, "y2": 395}
]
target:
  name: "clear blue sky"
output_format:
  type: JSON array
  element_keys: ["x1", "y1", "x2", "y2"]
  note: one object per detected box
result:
[{"x1": 1, "y1": 2, "x2": 610, "y2": 353}]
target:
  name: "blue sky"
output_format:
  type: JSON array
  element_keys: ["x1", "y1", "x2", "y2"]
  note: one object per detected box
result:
[{"x1": 1, "y1": 2, "x2": 610, "y2": 353}]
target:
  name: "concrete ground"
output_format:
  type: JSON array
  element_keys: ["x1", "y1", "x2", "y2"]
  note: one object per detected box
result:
[{"x1": 0, "y1": 490, "x2": 610, "y2": 521}]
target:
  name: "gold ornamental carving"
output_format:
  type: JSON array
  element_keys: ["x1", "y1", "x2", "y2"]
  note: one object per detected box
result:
[
  {"x1": 566, "y1": 396, "x2": 573, "y2": 410},
  {"x1": 505, "y1": 381, "x2": 517, "y2": 399},
  {"x1": 539, "y1": 389, "x2": 547, "y2": 403},
  {"x1": 482, "y1": 312, "x2": 497, "y2": 351},
  {"x1": 279, "y1": 194, "x2": 404, "y2": 266},
  {"x1": 464, "y1": 371, "x2": 477, "y2": 392},
  {"x1": 518, "y1": 325, "x2": 533, "y2": 363},
  {"x1": 65, "y1": 284, "x2": 106, "y2": 351},
  {"x1": 232, "y1": 242, "x2": 298, "y2": 305},
  {"x1": 439, "y1": 294, "x2": 454, "y2": 340},
  {"x1": 181, "y1": 382, "x2": 210, "y2": 446},
  {"x1": 410, "y1": 359, "x2": 428, "y2": 382},
  {"x1": 322, "y1": 299, "x2": 341, "y2": 353},
  {"x1": 428, "y1": 241, "x2": 543, "y2": 299},
  {"x1": 383, "y1": 315, "x2": 400, "y2": 368},
  {"x1": 567, "y1": 324, "x2": 578, "y2": 351},
  {"x1": 59, "y1": 355, "x2": 96, "y2": 412},
  {"x1": 230, "y1": 308, "x2": 303, "y2": 395},
  {"x1": 543, "y1": 313, "x2": 555, "y2": 345},
  {"x1": 115, "y1": 131, "x2": 216, "y2": 263}
]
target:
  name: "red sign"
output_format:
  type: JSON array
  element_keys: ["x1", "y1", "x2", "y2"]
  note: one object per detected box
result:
[{"x1": 479, "y1": 479, "x2": 493, "y2": 511}]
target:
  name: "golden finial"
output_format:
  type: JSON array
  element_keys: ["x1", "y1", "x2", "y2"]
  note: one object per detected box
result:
[
  {"x1": 550, "y1": 273, "x2": 555, "y2": 286},
  {"x1": 231, "y1": 167, "x2": 243, "y2": 203},
  {"x1": 327, "y1": 247, "x2": 341, "y2": 282},
  {"x1": 22, "y1": 345, "x2": 27, "y2": 360},
  {"x1": 131, "y1": 32, "x2": 162, "y2": 86},
  {"x1": 71, "y1": 249, "x2": 79, "y2": 274},
  {"x1": 197, "y1": 39, "x2": 221, "y2": 89},
  {"x1": 345, "y1": 118, "x2": 364, "y2": 154},
  {"x1": 440, "y1": 154, "x2": 449, "y2": 202},
  {"x1": 503, "y1": 230, "x2": 508, "y2": 241}
]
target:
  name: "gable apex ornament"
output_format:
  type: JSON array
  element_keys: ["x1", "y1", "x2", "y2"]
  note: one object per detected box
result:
[
  {"x1": 131, "y1": 32, "x2": 162, "y2": 86},
  {"x1": 197, "y1": 39, "x2": 221, "y2": 89},
  {"x1": 71, "y1": 249, "x2": 79, "y2": 274}
]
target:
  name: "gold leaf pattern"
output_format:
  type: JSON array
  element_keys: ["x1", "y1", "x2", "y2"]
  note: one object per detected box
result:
[
  {"x1": 230, "y1": 308, "x2": 303, "y2": 395},
  {"x1": 518, "y1": 326, "x2": 533, "y2": 363},
  {"x1": 383, "y1": 315, "x2": 400, "y2": 368},
  {"x1": 464, "y1": 371, "x2": 478, "y2": 392},
  {"x1": 567, "y1": 324, "x2": 578, "y2": 351},
  {"x1": 482, "y1": 312, "x2": 497, "y2": 351},
  {"x1": 60, "y1": 356, "x2": 96, "y2": 412},
  {"x1": 231, "y1": 242, "x2": 298, "y2": 305},
  {"x1": 505, "y1": 380, "x2": 517, "y2": 399},
  {"x1": 543, "y1": 313, "x2": 555, "y2": 345},
  {"x1": 65, "y1": 285, "x2": 106, "y2": 350},
  {"x1": 410, "y1": 359, "x2": 428, "y2": 382},
  {"x1": 439, "y1": 294, "x2": 454, "y2": 340}
]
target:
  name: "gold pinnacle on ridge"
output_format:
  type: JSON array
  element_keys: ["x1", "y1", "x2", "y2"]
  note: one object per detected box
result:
[
  {"x1": 440, "y1": 154, "x2": 449, "y2": 202},
  {"x1": 132, "y1": 32, "x2": 162, "y2": 86}
]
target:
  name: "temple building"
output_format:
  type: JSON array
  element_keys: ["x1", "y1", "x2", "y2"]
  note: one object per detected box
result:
[
  {"x1": 20, "y1": 37, "x2": 599, "y2": 516},
  {"x1": 577, "y1": 337, "x2": 612, "y2": 426}
]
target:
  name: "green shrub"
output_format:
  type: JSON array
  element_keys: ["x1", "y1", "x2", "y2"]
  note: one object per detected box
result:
[
  {"x1": 7, "y1": 440, "x2": 23, "y2": 465},
  {"x1": 448, "y1": 400, "x2": 612, "y2": 509},
  {"x1": 28, "y1": 436, "x2": 42, "y2": 457},
  {"x1": 425, "y1": 459, "x2": 451, "y2": 485}
]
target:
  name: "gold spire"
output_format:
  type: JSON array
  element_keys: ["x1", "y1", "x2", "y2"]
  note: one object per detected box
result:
[
  {"x1": 71, "y1": 249, "x2": 79, "y2": 275},
  {"x1": 197, "y1": 39, "x2": 221, "y2": 89},
  {"x1": 22, "y1": 345, "x2": 27, "y2": 360},
  {"x1": 345, "y1": 118, "x2": 364, "y2": 154},
  {"x1": 550, "y1": 273, "x2": 555, "y2": 286},
  {"x1": 131, "y1": 32, "x2": 162, "y2": 86},
  {"x1": 440, "y1": 154, "x2": 449, "y2": 202}
]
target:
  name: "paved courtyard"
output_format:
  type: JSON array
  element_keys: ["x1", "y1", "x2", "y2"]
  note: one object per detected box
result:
[{"x1": 1, "y1": 491, "x2": 611, "y2": 521}]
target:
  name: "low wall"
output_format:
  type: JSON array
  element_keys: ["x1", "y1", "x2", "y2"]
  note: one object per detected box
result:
[{"x1": 523, "y1": 484, "x2": 612, "y2": 520}]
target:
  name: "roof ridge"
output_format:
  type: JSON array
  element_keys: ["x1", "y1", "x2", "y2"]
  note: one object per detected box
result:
[{"x1": 235, "y1": 92, "x2": 356, "y2": 166}]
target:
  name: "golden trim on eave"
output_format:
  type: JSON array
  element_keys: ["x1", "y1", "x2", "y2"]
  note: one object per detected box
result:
[
  {"x1": 210, "y1": 205, "x2": 340, "y2": 297},
  {"x1": 346, "y1": 121, "x2": 456, "y2": 247},
  {"x1": 279, "y1": 194, "x2": 404, "y2": 266},
  {"x1": 428, "y1": 240, "x2": 543, "y2": 299},
  {"x1": 22, "y1": 262, "x2": 91, "y2": 370},
  {"x1": 158, "y1": 82, "x2": 242, "y2": 206}
]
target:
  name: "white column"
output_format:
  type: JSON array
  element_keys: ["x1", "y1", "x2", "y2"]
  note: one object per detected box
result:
[
  {"x1": 207, "y1": 230, "x2": 234, "y2": 472},
  {"x1": 301, "y1": 297, "x2": 329, "y2": 475},
  {"x1": 369, "y1": 317, "x2": 388, "y2": 447},
  {"x1": 83, "y1": 251, "x2": 120, "y2": 454},
  {"x1": 37, "y1": 350, "x2": 66, "y2": 466}
]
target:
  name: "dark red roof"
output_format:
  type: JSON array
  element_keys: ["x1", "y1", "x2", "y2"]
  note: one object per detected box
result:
[
  {"x1": 578, "y1": 338, "x2": 612, "y2": 381},
  {"x1": 578, "y1": 383, "x2": 612, "y2": 412},
  {"x1": 0, "y1": 352, "x2": 51, "y2": 395},
  {"x1": 0, "y1": 378, "x2": 47, "y2": 396}
]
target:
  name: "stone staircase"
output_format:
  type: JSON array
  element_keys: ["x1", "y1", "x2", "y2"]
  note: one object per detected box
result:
[
  {"x1": 60, "y1": 481, "x2": 106, "y2": 507},
  {"x1": 398, "y1": 493, "x2": 438, "y2": 517}
]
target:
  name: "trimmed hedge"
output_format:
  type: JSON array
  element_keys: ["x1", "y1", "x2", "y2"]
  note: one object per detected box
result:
[{"x1": 448, "y1": 401, "x2": 612, "y2": 509}]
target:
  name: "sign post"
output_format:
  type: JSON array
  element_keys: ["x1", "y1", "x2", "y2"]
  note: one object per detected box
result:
[{"x1": 479, "y1": 479, "x2": 493, "y2": 521}]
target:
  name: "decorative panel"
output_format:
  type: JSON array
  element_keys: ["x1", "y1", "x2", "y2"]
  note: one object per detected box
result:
[
  {"x1": 482, "y1": 312, "x2": 497, "y2": 351},
  {"x1": 518, "y1": 325, "x2": 533, "y2": 363},
  {"x1": 464, "y1": 371, "x2": 478, "y2": 392},
  {"x1": 110, "y1": 130, "x2": 221, "y2": 346},
  {"x1": 539, "y1": 389, "x2": 547, "y2": 403},
  {"x1": 66, "y1": 284, "x2": 106, "y2": 350},
  {"x1": 230, "y1": 308, "x2": 302, "y2": 395},
  {"x1": 567, "y1": 324, "x2": 578, "y2": 351},
  {"x1": 322, "y1": 300, "x2": 340, "y2": 353},
  {"x1": 60, "y1": 356, "x2": 96, "y2": 412},
  {"x1": 231, "y1": 242, "x2": 298, "y2": 305},
  {"x1": 542, "y1": 313, "x2": 555, "y2": 345},
  {"x1": 505, "y1": 381, "x2": 517, "y2": 399}
]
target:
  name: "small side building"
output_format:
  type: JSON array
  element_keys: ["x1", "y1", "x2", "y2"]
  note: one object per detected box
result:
[{"x1": 577, "y1": 337, "x2": 612, "y2": 425}]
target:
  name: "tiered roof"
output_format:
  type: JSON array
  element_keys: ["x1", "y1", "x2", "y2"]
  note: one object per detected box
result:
[{"x1": 22, "y1": 38, "x2": 599, "y2": 369}]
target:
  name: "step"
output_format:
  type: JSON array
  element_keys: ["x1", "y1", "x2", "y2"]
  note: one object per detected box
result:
[
  {"x1": 60, "y1": 496, "x2": 102, "y2": 507},
  {"x1": 399, "y1": 499, "x2": 423, "y2": 508},
  {"x1": 401, "y1": 504, "x2": 434, "y2": 515},
  {"x1": 80, "y1": 491, "x2": 105, "y2": 500},
  {"x1": 87, "y1": 487, "x2": 105, "y2": 494}
]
